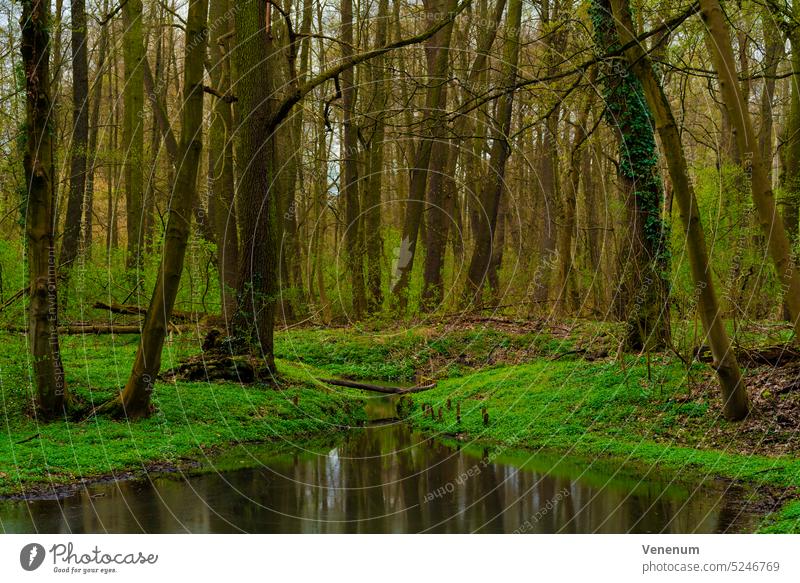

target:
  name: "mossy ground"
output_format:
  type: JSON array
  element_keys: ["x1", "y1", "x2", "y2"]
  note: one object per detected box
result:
[{"x1": 1, "y1": 322, "x2": 798, "y2": 532}]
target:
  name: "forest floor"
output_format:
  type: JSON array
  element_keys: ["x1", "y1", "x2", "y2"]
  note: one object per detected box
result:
[{"x1": 0, "y1": 319, "x2": 799, "y2": 532}]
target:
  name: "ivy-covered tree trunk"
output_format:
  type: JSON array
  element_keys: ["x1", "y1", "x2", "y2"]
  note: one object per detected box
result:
[
  {"x1": 591, "y1": 0, "x2": 671, "y2": 350},
  {"x1": 21, "y1": 0, "x2": 71, "y2": 418},
  {"x1": 102, "y1": 0, "x2": 209, "y2": 419}
]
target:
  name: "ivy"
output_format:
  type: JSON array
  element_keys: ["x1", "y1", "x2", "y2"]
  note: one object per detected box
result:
[{"x1": 589, "y1": 0, "x2": 671, "y2": 270}]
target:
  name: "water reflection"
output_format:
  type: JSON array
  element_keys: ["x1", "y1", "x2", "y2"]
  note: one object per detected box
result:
[{"x1": 0, "y1": 397, "x2": 761, "y2": 533}]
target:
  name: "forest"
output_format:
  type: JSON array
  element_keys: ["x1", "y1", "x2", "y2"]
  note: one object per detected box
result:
[{"x1": 0, "y1": 0, "x2": 800, "y2": 534}]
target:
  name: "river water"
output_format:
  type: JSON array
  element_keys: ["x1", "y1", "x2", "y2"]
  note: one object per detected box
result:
[{"x1": 0, "y1": 396, "x2": 763, "y2": 533}]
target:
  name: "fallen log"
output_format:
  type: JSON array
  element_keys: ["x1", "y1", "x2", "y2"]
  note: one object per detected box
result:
[
  {"x1": 92, "y1": 301, "x2": 199, "y2": 322},
  {"x1": 5, "y1": 324, "x2": 191, "y2": 335},
  {"x1": 320, "y1": 378, "x2": 436, "y2": 394}
]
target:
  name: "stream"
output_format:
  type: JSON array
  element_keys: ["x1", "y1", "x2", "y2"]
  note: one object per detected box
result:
[{"x1": 0, "y1": 395, "x2": 764, "y2": 533}]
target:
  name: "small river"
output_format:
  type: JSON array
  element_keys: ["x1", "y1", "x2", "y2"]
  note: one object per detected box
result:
[{"x1": 0, "y1": 395, "x2": 763, "y2": 533}]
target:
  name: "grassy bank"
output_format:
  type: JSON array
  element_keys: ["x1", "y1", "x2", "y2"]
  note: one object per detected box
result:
[
  {"x1": 0, "y1": 333, "x2": 366, "y2": 497},
  {"x1": 2, "y1": 323, "x2": 798, "y2": 533},
  {"x1": 275, "y1": 325, "x2": 800, "y2": 533}
]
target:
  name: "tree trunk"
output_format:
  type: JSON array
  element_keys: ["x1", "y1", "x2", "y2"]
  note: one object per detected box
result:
[
  {"x1": 208, "y1": 0, "x2": 239, "y2": 324},
  {"x1": 463, "y1": 0, "x2": 523, "y2": 305},
  {"x1": 364, "y1": 0, "x2": 390, "y2": 314},
  {"x1": 59, "y1": 0, "x2": 89, "y2": 273},
  {"x1": 341, "y1": 0, "x2": 366, "y2": 318},
  {"x1": 122, "y1": 0, "x2": 145, "y2": 272},
  {"x1": 611, "y1": 0, "x2": 749, "y2": 421},
  {"x1": 21, "y1": 0, "x2": 71, "y2": 418},
  {"x1": 700, "y1": 0, "x2": 800, "y2": 338},
  {"x1": 102, "y1": 0, "x2": 209, "y2": 419},
  {"x1": 591, "y1": 0, "x2": 671, "y2": 350},
  {"x1": 83, "y1": 0, "x2": 109, "y2": 258},
  {"x1": 391, "y1": 0, "x2": 458, "y2": 313},
  {"x1": 230, "y1": 0, "x2": 281, "y2": 367}
]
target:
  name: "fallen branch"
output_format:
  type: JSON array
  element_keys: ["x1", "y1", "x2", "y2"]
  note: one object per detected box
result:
[
  {"x1": 92, "y1": 301, "x2": 199, "y2": 322},
  {"x1": 5, "y1": 324, "x2": 192, "y2": 335},
  {"x1": 320, "y1": 378, "x2": 436, "y2": 394}
]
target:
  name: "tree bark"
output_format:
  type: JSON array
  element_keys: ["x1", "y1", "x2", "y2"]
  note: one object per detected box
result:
[
  {"x1": 391, "y1": 0, "x2": 458, "y2": 313},
  {"x1": 59, "y1": 0, "x2": 89, "y2": 272},
  {"x1": 341, "y1": 0, "x2": 366, "y2": 318},
  {"x1": 122, "y1": 0, "x2": 145, "y2": 271},
  {"x1": 592, "y1": 0, "x2": 671, "y2": 350},
  {"x1": 21, "y1": 0, "x2": 71, "y2": 418},
  {"x1": 208, "y1": 0, "x2": 239, "y2": 324}
]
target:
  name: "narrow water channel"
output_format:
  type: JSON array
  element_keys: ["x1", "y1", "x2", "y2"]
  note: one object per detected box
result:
[{"x1": 0, "y1": 396, "x2": 763, "y2": 533}]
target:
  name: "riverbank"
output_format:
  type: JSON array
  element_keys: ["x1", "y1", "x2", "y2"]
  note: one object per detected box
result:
[
  {"x1": 1, "y1": 324, "x2": 798, "y2": 533},
  {"x1": 274, "y1": 325, "x2": 800, "y2": 533},
  {"x1": 0, "y1": 333, "x2": 366, "y2": 498}
]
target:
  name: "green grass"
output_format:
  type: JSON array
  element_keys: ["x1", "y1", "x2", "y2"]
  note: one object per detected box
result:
[
  {"x1": 2, "y1": 325, "x2": 799, "y2": 533},
  {"x1": 0, "y1": 333, "x2": 366, "y2": 496}
]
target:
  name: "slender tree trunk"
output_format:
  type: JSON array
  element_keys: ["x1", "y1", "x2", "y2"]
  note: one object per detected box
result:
[
  {"x1": 391, "y1": 0, "x2": 458, "y2": 312},
  {"x1": 364, "y1": 0, "x2": 389, "y2": 314},
  {"x1": 463, "y1": 0, "x2": 523, "y2": 305},
  {"x1": 341, "y1": 0, "x2": 366, "y2": 318},
  {"x1": 700, "y1": 0, "x2": 800, "y2": 338},
  {"x1": 21, "y1": 0, "x2": 71, "y2": 418},
  {"x1": 59, "y1": 0, "x2": 89, "y2": 273},
  {"x1": 611, "y1": 0, "x2": 748, "y2": 420},
  {"x1": 102, "y1": 0, "x2": 209, "y2": 419},
  {"x1": 122, "y1": 0, "x2": 145, "y2": 271},
  {"x1": 83, "y1": 0, "x2": 109, "y2": 258},
  {"x1": 208, "y1": 0, "x2": 239, "y2": 323}
]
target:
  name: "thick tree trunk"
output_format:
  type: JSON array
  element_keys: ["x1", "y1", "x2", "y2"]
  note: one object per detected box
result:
[
  {"x1": 700, "y1": 0, "x2": 800, "y2": 338},
  {"x1": 59, "y1": 0, "x2": 89, "y2": 273},
  {"x1": 463, "y1": 0, "x2": 523, "y2": 305},
  {"x1": 611, "y1": 0, "x2": 749, "y2": 421},
  {"x1": 21, "y1": 0, "x2": 71, "y2": 418},
  {"x1": 102, "y1": 0, "x2": 209, "y2": 419},
  {"x1": 230, "y1": 0, "x2": 281, "y2": 367}
]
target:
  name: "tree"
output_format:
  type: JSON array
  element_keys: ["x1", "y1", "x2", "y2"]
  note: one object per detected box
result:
[
  {"x1": 21, "y1": 0, "x2": 71, "y2": 417},
  {"x1": 463, "y1": 0, "x2": 523, "y2": 305},
  {"x1": 699, "y1": 0, "x2": 800, "y2": 340},
  {"x1": 59, "y1": 0, "x2": 89, "y2": 273},
  {"x1": 591, "y1": 0, "x2": 671, "y2": 350},
  {"x1": 611, "y1": 0, "x2": 749, "y2": 421},
  {"x1": 122, "y1": 0, "x2": 145, "y2": 271},
  {"x1": 341, "y1": 0, "x2": 366, "y2": 317},
  {"x1": 101, "y1": 0, "x2": 209, "y2": 418},
  {"x1": 207, "y1": 0, "x2": 239, "y2": 323},
  {"x1": 391, "y1": 0, "x2": 459, "y2": 313}
]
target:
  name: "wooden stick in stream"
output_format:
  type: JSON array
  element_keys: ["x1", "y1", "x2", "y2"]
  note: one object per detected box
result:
[{"x1": 320, "y1": 378, "x2": 436, "y2": 394}]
